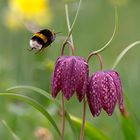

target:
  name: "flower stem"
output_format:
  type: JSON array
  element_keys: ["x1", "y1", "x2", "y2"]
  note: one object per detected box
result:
[
  {"x1": 64, "y1": 0, "x2": 82, "y2": 45},
  {"x1": 87, "y1": 53, "x2": 103, "y2": 71},
  {"x1": 79, "y1": 97, "x2": 86, "y2": 140},
  {"x1": 111, "y1": 41, "x2": 140, "y2": 69},
  {"x1": 65, "y1": 4, "x2": 74, "y2": 46},
  {"x1": 61, "y1": 94, "x2": 65, "y2": 140},
  {"x1": 81, "y1": 53, "x2": 103, "y2": 140},
  {"x1": 88, "y1": 7, "x2": 118, "y2": 55},
  {"x1": 60, "y1": 1, "x2": 82, "y2": 138},
  {"x1": 61, "y1": 41, "x2": 75, "y2": 56}
]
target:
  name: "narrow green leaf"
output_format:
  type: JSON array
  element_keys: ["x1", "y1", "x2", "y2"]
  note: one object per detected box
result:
[
  {"x1": 7, "y1": 85, "x2": 60, "y2": 107},
  {"x1": 121, "y1": 116, "x2": 137, "y2": 140},
  {"x1": 112, "y1": 41, "x2": 140, "y2": 69},
  {"x1": 7, "y1": 85, "x2": 53, "y2": 102},
  {"x1": 70, "y1": 115, "x2": 110, "y2": 140},
  {"x1": 0, "y1": 93, "x2": 61, "y2": 137},
  {"x1": 7, "y1": 85, "x2": 77, "y2": 138},
  {"x1": 123, "y1": 92, "x2": 140, "y2": 126},
  {"x1": 1, "y1": 120, "x2": 21, "y2": 140}
]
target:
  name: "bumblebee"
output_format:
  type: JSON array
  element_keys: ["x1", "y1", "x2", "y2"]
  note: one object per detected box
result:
[{"x1": 30, "y1": 29, "x2": 56, "y2": 51}]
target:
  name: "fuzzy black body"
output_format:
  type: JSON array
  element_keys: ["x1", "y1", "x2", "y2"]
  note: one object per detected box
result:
[
  {"x1": 39, "y1": 29, "x2": 55, "y2": 47},
  {"x1": 30, "y1": 29, "x2": 55, "y2": 51}
]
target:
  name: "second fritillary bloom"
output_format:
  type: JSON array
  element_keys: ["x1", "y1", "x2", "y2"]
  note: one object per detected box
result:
[{"x1": 87, "y1": 70, "x2": 124, "y2": 117}]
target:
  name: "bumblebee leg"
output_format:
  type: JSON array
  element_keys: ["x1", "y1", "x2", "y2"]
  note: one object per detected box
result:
[
  {"x1": 35, "y1": 47, "x2": 45, "y2": 54},
  {"x1": 27, "y1": 48, "x2": 34, "y2": 51}
]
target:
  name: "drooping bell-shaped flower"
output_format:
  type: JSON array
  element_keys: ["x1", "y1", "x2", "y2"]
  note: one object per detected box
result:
[
  {"x1": 87, "y1": 70, "x2": 124, "y2": 117},
  {"x1": 51, "y1": 56, "x2": 89, "y2": 102}
]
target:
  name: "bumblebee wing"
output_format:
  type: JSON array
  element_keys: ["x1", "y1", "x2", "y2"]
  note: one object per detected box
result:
[
  {"x1": 49, "y1": 35, "x2": 67, "y2": 49},
  {"x1": 54, "y1": 35, "x2": 67, "y2": 44},
  {"x1": 24, "y1": 22, "x2": 40, "y2": 33}
]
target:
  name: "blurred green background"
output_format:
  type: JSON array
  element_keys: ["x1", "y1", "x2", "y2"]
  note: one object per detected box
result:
[{"x1": 0, "y1": 0, "x2": 140, "y2": 139}]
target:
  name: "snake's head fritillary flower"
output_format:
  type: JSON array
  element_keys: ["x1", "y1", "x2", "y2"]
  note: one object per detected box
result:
[
  {"x1": 87, "y1": 70, "x2": 124, "y2": 117},
  {"x1": 51, "y1": 56, "x2": 89, "y2": 102}
]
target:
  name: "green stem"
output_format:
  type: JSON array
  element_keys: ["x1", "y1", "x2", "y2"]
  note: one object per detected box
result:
[
  {"x1": 60, "y1": 0, "x2": 82, "y2": 138},
  {"x1": 61, "y1": 94, "x2": 65, "y2": 140},
  {"x1": 112, "y1": 41, "x2": 140, "y2": 69},
  {"x1": 65, "y1": 4, "x2": 74, "y2": 46},
  {"x1": 88, "y1": 7, "x2": 118, "y2": 55},
  {"x1": 87, "y1": 53, "x2": 103, "y2": 71},
  {"x1": 79, "y1": 98, "x2": 86, "y2": 140},
  {"x1": 61, "y1": 41, "x2": 75, "y2": 56},
  {"x1": 64, "y1": 0, "x2": 82, "y2": 45}
]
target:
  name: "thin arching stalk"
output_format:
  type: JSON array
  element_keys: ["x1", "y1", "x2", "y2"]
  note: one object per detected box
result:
[
  {"x1": 64, "y1": 0, "x2": 82, "y2": 45},
  {"x1": 79, "y1": 7, "x2": 116, "y2": 140},
  {"x1": 88, "y1": 7, "x2": 118, "y2": 55},
  {"x1": 61, "y1": 94, "x2": 65, "y2": 140},
  {"x1": 65, "y1": 4, "x2": 74, "y2": 46},
  {"x1": 60, "y1": 0, "x2": 82, "y2": 139},
  {"x1": 79, "y1": 53, "x2": 104, "y2": 140},
  {"x1": 79, "y1": 98, "x2": 86, "y2": 140},
  {"x1": 61, "y1": 41, "x2": 75, "y2": 56},
  {"x1": 87, "y1": 53, "x2": 103, "y2": 71}
]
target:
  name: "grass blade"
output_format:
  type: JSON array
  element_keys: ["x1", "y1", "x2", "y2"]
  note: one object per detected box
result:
[
  {"x1": 0, "y1": 93, "x2": 61, "y2": 137},
  {"x1": 1, "y1": 120, "x2": 21, "y2": 140},
  {"x1": 121, "y1": 116, "x2": 137, "y2": 140},
  {"x1": 7, "y1": 85, "x2": 53, "y2": 102},
  {"x1": 7, "y1": 85, "x2": 60, "y2": 107},
  {"x1": 112, "y1": 41, "x2": 140, "y2": 69},
  {"x1": 7, "y1": 85, "x2": 77, "y2": 138}
]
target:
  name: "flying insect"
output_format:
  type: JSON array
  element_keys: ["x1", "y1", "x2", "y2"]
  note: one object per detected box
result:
[
  {"x1": 26, "y1": 23, "x2": 56, "y2": 52},
  {"x1": 30, "y1": 29, "x2": 56, "y2": 52}
]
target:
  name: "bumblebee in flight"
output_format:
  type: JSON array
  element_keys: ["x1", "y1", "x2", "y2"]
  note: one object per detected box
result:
[{"x1": 30, "y1": 29, "x2": 56, "y2": 51}]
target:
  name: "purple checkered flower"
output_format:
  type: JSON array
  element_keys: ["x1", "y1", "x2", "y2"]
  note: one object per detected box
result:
[
  {"x1": 87, "y1": 70, "x2": 124, "y2": 117},
  {"x1": 51, "y1": 56, "x2": 89, "y2": 102}
]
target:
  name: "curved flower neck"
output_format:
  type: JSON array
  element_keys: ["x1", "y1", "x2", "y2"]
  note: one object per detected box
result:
[
  {"x1": 61, "y1": 41, "x2": 75, "y2": 56},
  {"x1": 87, "y1": 53, "x2": 103, "y2": 71}
]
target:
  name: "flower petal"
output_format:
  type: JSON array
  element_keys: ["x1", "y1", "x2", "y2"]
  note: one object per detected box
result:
[
  {"x1": 51, "y1": 57, "x2": 63, "y2": 98},
  {"x1": 87, "y1": 72, "x2": 103, "y2": 116},
  {"x1": 100, "y1": 73, "x2": 117, "y2": 116},
  {"x1": 76, "y1": 60, "x2": 89, "y2": 102},
  {"x1": 61, "y1": 57, "x2": 77, "y2": 100},
  {"x1": 106, "y1": 70, "x2": 124, "y2": 112}
]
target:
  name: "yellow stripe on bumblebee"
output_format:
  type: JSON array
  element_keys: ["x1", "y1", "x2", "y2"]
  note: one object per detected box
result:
[{"x1": 34, "y1": 33, "x2": 48, "y2": 43}]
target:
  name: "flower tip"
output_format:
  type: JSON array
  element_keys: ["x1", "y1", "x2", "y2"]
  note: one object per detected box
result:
[
  {"x1": 78, "y1": 98, "x2": 83, "y2": 102},
  {"x1": 120, "y1": 105, "x2": 124, "y2": 112},
  {"x1": 108, "y1": 112, "x2": 113, "y2": 116},
  {"x1": 120, "y1": 106, "x2": 129, "y2": 117},
  {"x1": 51, "y1": 93, "x2": 56, "y2": 99},
  {"x1": 76, "y1": 93, "x2": 85, "y2": 102},
  {"x1": 64, "y1": 93, "x2": 72, "y2": 101}
]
